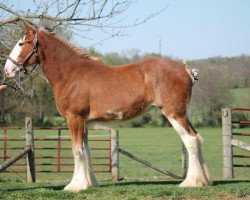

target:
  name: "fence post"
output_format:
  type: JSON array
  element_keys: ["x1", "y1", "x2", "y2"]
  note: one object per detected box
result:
[
  {"x1": 3, "y1": 127, "x2": 7, "y2": 163},
  {"x1": 57, "y1": 128, "x2": 61, "y2": 173},
  {"x1": 181, "y1": 142, "x2": 188, "y2": 178},
  {"x1": 111, "y1": 129, "x2": 119, "y2": 181},
  {"x1": 222, "y1": 108, "x2": 233, "y2": 179},
  {"x1": 25, "y1": 117, "x2": 36, "y2": 183}
]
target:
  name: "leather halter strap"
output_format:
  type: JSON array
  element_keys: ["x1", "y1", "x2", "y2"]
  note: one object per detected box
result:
[{"x1": 7, "y1": 31, "x2": 39, "y2": 74}]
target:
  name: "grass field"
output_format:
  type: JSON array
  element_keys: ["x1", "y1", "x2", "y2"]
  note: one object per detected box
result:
[
  {"x1": 1, "y1": 180, "x2": 250, "y2": 200},
  {"x1": 0, "y1": 127, "x2": 250, "y2": 199},
  {"x1": 230, "y1": 87, "x2": 250, "y2": 108}
]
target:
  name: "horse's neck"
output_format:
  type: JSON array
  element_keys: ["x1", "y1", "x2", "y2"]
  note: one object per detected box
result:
[{"x1": 38, "y1": 32, "x2": 92, "y2": 88}]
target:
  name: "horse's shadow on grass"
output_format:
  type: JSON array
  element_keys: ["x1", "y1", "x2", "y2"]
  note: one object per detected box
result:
[
  {"x1": 103, "y1": 179, "x2": 250, "y2": 188},
  {"x1": 103, "y1": 180, "x2": 182, "y2": 187},
  {"x1": 4, "y1": 180, "x2": 250, "y2": 192},
  {"x1": 3, "y1": 185, "x2": 65, "y2": 192},
  {"x1": 213, "y1": 180, "x2": 250, "y2": 186}
]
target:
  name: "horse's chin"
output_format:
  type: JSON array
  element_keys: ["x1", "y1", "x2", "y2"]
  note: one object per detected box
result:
[
  {"x1": 5, "y1": 67, "x2": 19, "y2": 77},
  {"x1": 5, "y1": 71, "x2": 16, "y2": 78}
]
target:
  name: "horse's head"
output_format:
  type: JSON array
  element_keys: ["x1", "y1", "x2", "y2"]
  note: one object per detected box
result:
[{"x1": 4, "y1": 24, "x2": 39, "y2": 77}]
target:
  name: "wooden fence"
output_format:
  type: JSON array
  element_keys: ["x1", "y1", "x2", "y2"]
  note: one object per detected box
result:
[
  {"x1": 222, "y1": 107, "x2": 250, "y2": 179},
  {"x1": 0, "y1": 117, "x2": 118, "y2": 182},
  {"x1": 0, "y1": 117, "x2": 35, "y2": 182},
  {"x1": 0, "y1": 117, "x2": 187, "y2": 182}
]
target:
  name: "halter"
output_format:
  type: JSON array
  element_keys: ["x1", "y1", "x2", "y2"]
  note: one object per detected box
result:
[{"x1": 7, "y1": 31, "x2": 39, "y2": 74}]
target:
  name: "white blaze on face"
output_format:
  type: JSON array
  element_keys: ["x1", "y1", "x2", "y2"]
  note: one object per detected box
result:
[{"x1": 4, "y1": 37, "x2": 25, "y2": 77}]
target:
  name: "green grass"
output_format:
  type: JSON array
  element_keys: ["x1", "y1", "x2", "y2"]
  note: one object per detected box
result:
[
  {"x1": 0, "y1": 180, "x2": 250, "y2": 199},
  {"x1": 0, "y1": 127, "x2": 250, "y2": 199},
  {"x1": 118, "y1": 127, "x2": 250, "y2": 181},
  {"x1": 230, "y1": 87, "x2": 250, "y2": 108}
]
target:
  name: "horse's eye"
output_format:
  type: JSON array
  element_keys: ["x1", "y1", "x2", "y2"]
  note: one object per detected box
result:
[{"x1": 19, "y1": 42, "x2": 24, "y2": 46}]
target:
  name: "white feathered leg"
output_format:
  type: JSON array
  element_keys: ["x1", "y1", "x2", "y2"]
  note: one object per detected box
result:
[
  {"x1": 168, "y1": 118, "x2": 212, "y2": 187},
  {"x1": 64, "y1": 143, "x2": 99, "y2": 192}
]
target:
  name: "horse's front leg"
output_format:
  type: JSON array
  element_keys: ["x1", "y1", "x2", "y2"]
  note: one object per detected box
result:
[{"x1": 64, "y1": 113, "x2": 99, "y2": 192}]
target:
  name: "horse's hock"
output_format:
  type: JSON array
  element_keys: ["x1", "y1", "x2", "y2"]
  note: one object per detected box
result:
[{"x1": 222, "y1": 107, "x2": 250, "y2": 179}]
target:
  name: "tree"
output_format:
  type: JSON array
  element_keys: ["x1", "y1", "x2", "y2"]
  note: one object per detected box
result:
[{"x1": 189, "y1": 60, "x2": 234, "y2": 126}]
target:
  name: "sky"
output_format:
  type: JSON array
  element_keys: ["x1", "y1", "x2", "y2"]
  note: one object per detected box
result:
[
  {"x1": 75, "y1": 0, "x2": 250, "y2": 60},
  {"x1": 13, "y1": 0, "x2": 250, "y2": 60}
]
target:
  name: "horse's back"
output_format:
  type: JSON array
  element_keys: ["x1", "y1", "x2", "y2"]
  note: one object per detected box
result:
[{"x1": 118, "y1": 57, "x2": 190, "y2": 85}]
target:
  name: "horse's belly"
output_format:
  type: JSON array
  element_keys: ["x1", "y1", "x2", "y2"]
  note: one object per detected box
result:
[
  {"x1": 86, "y1": 120, "x2": 126, "y2": 129},
  {"x1": 86, "y1": 104, "x2": 154, "y2": 129}
]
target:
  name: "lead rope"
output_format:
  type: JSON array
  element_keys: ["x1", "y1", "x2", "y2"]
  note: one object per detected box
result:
[
  {"x1": 30, "y1": 63, "x2": 38, "y2": 74},
  {"x1": 18, "y1": 70, "x2": 21, "y2": 83}
]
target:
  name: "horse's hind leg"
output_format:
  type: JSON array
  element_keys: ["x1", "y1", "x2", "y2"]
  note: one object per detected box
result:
[{"x1": 163, "y1": 112, "x2": 212, "y2": 187}]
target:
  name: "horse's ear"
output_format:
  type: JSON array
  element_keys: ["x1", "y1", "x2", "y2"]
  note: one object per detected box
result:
[{"x1": 23, "y1": 22, "x2": 35, "y2": 35}]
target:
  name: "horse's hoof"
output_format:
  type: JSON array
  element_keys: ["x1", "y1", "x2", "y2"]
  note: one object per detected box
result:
[
  {"x1": 64, "y1": 182, "x2": 88, "y2": 192},
  {"x1": 179, "y1": 179, "x2": 206, "y2": 187}
]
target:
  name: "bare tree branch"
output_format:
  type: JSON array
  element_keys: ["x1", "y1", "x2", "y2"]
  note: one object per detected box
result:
[
  {"x1": 0, "y1": 1, "x2": 168, "y2": 29},
  {"x1": 0, "y1": 3, "x2": 19, "y2": 16}
]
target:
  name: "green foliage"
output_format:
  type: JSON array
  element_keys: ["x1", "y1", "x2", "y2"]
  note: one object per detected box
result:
[
  {"x1": 0, "y1": 71, "x2": 57, "y2": 126},
  {"x1": 102, "y1": 52, "x2": 131, "y2": 65},
  {"x1": 230, "y1": 87, "x2": 250, "y2": 108}
]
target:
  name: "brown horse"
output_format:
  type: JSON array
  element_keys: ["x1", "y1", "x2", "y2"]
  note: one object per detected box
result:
[{"x1": 4, "y1": 24, "x2": 212, "y2": 191}]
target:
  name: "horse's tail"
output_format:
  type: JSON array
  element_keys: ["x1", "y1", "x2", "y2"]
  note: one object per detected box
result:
[{"x1": 183, "y1": 60, "x2": 198, "y2": 86}]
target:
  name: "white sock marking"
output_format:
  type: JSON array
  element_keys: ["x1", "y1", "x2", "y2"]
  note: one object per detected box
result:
[
  {"x1": 65, "y1": 143, "x2": 99, "y2": 191},
  {"x1": 168, "y1": 117, "x2": 212, "y2": 187}
]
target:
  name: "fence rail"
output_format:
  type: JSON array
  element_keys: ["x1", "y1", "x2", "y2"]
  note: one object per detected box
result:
[
  {"x1": 0, "y1": 118, "x2": 119, "y2": 182},
  {"x1": 0, "y1": 130, "x2": 112, "y2": 172},
  {"x1": 0, "y1": 146, "x2": 31, "y2": 172},
  {"x1": 0, "y1": 118, "x2": 186, "y2": 182}
]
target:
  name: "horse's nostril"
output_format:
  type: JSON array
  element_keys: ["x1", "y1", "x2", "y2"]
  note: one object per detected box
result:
[{"x1": 5, "y1": 69, "x2": 11, "y2": 77}]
